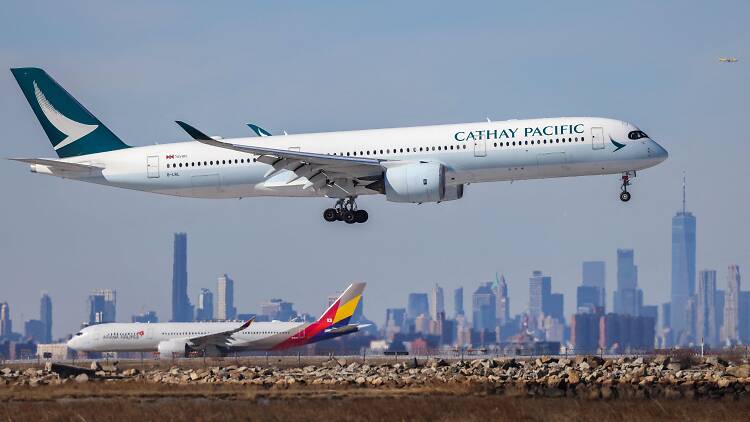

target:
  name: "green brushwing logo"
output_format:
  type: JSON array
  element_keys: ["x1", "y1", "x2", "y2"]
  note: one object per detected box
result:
[{"x1": 610, "y1": 136, "x2": 626, "y2": 152}]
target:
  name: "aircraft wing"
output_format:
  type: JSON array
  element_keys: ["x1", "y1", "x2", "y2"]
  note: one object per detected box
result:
[
  {"x1": 8, "y1": 158, "x2": 104, "y2": 172},
  {"x1": 188, "y1": 317, "x2": 255, "y2": 347},
  {"x1": 176, "y1": 121, "x2": 386, "y2": 190}
]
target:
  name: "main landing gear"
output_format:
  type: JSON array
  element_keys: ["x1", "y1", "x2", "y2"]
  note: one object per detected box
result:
[
  {"x1": 323, "y1": 197, "x2": 368, "y2": 224},
  {"x1": 619, "y1": 171, "x2": 636, "y2": 202}
]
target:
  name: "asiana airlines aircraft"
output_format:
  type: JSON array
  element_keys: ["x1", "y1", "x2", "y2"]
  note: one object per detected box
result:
[
  {"x1": 67, "y1": 283, "x2": 367, "y2": 357},
  {"x1": 10, "y1": 68, "x2": 668, "y2": 224}
]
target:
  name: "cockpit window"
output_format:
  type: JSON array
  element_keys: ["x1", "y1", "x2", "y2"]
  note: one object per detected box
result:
[
  {"x1": 75, "y1": 332, "x2": 83, "y2": 336},
  {"x1": 628, "y1": 130, "x2": 648, "y2": 140}
]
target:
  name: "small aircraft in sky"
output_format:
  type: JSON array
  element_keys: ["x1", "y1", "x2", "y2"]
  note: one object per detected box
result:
[{"x1": 719, "y1": 57, "x2": 738, "y2": 63}]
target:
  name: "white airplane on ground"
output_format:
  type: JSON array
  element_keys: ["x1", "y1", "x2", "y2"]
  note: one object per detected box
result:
[
  {"x1": 67, "y1": 283, "x2": 367, "y2": 357},
  {"x1": 10, "y1": 68, "x2": 668, "y2": 224}
]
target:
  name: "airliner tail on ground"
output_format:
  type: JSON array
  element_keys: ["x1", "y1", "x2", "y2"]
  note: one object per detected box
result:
[{"x1": 10, "y1": 68, "x2": 668, "y2": 224}]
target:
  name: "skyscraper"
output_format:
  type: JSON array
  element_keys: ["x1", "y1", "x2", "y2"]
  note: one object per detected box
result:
[
  {"x1": 723, "y1": 265, "x2": 741, "y2": 344},
  {"x1": 171, "y1": 233, "x2": 193, "y2": 322},
  {"x1": 494, "y1": 274, "x2": 510, "y2": 325},
  {"x1": 131, "y1": 311, "x2": 158, "y2": 323},
  {"x1": 196, "y1": 288, "x2": 214, "y2": 321},
  {"x1": 472, "y1": 282, "x2": 496, "y2": 331},
  {"x1": 430, "y1": 284, "x2": 445, "y2": 321},
  {"x1": 613, "y1": 249, "x2": 642, "y2": 316},
  {"x1": 671, "y1": 177, "x2": 696, "y2": 338},
  {"x1": 40, "y1": 293, "x2": 52, "y2": 343},
  {"x1": 454, "y1": 287, "x2": 464, "y2": 317},
  {"x1": 528, "y1": 270, "x2": 551, "y2": 324},
  {"x1": 407, "y1": 293, "x2": 429, "y2": 319},
  {"x1": 216, "y1": 274, "x2": 236, "y2": 320},
  {"x1": 582, "y1": 261, "x2": 606, "y2": 309},
  {"x1": 0, "y1": 302, "x2": 12, "y2": 337},
  {"x1": 88, "y1": 289, "x2": 116, "y2": 324},
  {"x1": 697, "y1": 270, "x2": 718, "y2": 346}
]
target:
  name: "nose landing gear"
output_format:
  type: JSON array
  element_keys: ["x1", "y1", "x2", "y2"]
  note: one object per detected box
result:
[
  {"x1": 619, "y1": 171, "x2": 636, "y2": 202},
  {"x1": 323, "y1": 197, "x2": 368, "y2": 224}
]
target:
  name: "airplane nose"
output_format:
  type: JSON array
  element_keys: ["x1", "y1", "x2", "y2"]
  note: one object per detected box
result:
[{"x1": 651, "y1": 140, "x2": 668, "y2": 162}]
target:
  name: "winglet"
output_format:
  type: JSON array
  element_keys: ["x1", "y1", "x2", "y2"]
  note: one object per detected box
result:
[
  {"x1": 175, "y1": 121, "x2": 213, "y2": 141},
  {"x1": 237, "y1": 315, "x2": 256, "y2": 332},
  {"x1": 247, "y1": 123, "x2": 273, "y2": 137}
]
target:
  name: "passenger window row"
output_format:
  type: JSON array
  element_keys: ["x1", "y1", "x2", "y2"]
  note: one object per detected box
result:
[
  {"x1": 166, "y1": 136, "x2": 587, "y2": 168},
  {"x1": 493, "y1": 137, "x2": 584, "y2": 148},
  {"x1": 167, "y1": 157, "x2": 257, "y2": 169}
]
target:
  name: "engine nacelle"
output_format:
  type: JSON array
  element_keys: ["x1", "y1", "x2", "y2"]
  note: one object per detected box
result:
[
  {"x1": 157, "y1": 339, "x2": 190, "y2": 357},
  {"x1": 384, "y1": 162, "x2": 446, "y2": 203},
  {"x1": 441, "y1": 184, "x2": 464, "y2": 202}
]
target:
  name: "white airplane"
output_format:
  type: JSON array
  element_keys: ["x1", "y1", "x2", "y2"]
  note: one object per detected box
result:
[
  {"x1": 10, "y1": 68, "x2": 668, "y2": 224},
  {"x1": 719, "y1": 57, "x2": 738, "y2": 63},
  {"x1": 67, "y1": 283, "x2": 367, "y2": 357}
]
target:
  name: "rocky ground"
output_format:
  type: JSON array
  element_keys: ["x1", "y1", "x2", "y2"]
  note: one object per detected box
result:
[{"x1": 2, "y1": 355, "x2": 750, "y2": 399}]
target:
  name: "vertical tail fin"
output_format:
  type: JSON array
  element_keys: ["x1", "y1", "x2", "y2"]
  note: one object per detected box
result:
[
  {"x1": 10, "y1": 67, "x2": 130, "y2": 158},
  {"x1": 317, "y1": 282, "x2": 366, "y2": 328}
]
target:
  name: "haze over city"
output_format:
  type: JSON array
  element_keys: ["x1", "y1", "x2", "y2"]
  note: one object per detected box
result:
[{"x1": 1, "y1": 1, "x2": 748, "y2": 340}]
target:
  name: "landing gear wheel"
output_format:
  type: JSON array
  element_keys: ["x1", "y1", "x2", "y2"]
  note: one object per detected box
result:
[
  {"x1": 354, "y1": 210, "x2": 368, "y2": 223},
  {"x1": 343, "y1": 210, "x2": 357, "y2": 224},
  {"x1": 323, "y1": 208, "x2": 338, "y2": 222},
  {"x1": 620, "y1": 191, "x2": 631, "y2": 202}
]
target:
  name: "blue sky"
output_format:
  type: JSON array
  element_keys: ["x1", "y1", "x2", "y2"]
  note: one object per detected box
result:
[{"x1": 1, "y1": 1, "x2": 748, "y2": 338}]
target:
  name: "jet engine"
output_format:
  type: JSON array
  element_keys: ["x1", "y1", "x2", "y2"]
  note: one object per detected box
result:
[
  {"x1": 157, "y1": 339, "x2": 191, "y2": 358},
  {"x1": 383, "y1": 162, "x2": 463, "y2": 203}
]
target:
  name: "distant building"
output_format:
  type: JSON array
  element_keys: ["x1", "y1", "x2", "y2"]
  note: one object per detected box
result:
[
  {"x1": 196, "y1": 288, "x2": 214, "y2": 321},
  {"x1": 723, "y1": 265, "x2": 741, "y2": 344},
  {"x1": 739, "y1": 292, "x2": 750, "y2": 344},
  {"x1": 0, "y1": 302, "x2": 12, "y2": 338},
  {"x1": 414, "y1": 314, "x2": 429, "y2": 334},
  {"x1": 24, "y1": 319, "x2": 45, "y2": 342},
  {"x1": 613, "y1": 249, "x2": 642, "y2": 316},
  {"x1": 547, "y1": 293, "x2": 564, "y2": 322},
  {"x1": 494, "y1": 275, "x2": 510, "y2": 325},
  {"x1": 582, "y1": 261, "x2": 606, "y2": 310},
  {"x1": 429, "y1": 284, "x2": 444, "y2": 321},
  {"x1": 40, "y1": 293, "x2": 52, "y2": 343},
  {"x1": 131, "y1": 311, "x2": 158, "y2": 323},
  {"x1": 407, "y1": 293, "x2": 429, "y2": 320},
  {"x1": 671, "y1": 178, "x2": 696, "y2": 341},
  {"x1": 599, "y1": 313, "x2": 656, "y2": 352},
  {"x1": 472, "y1": 282, "x2": 496, "y2": 331},
  {"x1": 216, "y1": 274, "x2": 236, "y2": 320},
  {"x1": 454, "y1": 287, "x2": 464, "y2": 317},
  {"x1": 528, "y1": 271, "x2": 551, "y2": 325},
  {"x1": 577, "y1": 286, "x2": 601, "y2": 313},
  {"x1": 87, "y1": 289, "x2": 116, "y2": 325},
  {"x1": 696, "y1": 270, "x2": 719, "y2": 347},
  {"x1": 260, "y1": 299, "x2": 296, "y2": 321},
  {"x1": 640, "y1": 305, "x2": 658, "y2": 321},
  {"x1": 571, "y1": 312, "x2": 600, "y2": 353},
  {"x1": 36, "y1": 343, "x2": 72, "y2": 360},
  {"x1": 385, "y1": 308, "x2": 406, "y2": 339},
  {"x1": 171, "y1": 233, "x2": 194, "y2": 322}
]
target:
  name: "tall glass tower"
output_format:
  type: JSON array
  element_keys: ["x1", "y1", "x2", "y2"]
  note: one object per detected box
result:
[
  {"x1": 670, "y1": 177, "x2": 696, "y2": 337},
  {"x1": 171, "y1": 233, "x2": 193, "y2": 322}
]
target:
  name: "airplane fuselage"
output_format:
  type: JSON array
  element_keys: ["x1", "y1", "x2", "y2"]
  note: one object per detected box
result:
[{"x1": 30, "y1": 117, "x2": 668, "y2": 200}]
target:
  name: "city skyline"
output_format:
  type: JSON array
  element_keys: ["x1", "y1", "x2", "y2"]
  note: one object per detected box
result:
[{"x1": 1, "y1": 2, "x2": 748, "y2": 339}]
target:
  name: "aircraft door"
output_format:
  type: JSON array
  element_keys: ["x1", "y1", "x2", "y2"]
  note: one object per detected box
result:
[
  {"x1": 474, "y1": 139, "x2": 486, "y2": 157},
  {"x1": 147, "y1": 155, "x2": 160, "y2": 178},
  {"x1": 591, "y1": 127, "x2": 604, "y2": 150}
]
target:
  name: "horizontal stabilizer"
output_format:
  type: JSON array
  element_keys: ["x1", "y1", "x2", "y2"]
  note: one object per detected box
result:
[
  {"x1": 8, "y1": 157, "x2": 103, "y2": 171},
  {"x1": 247, "y1": 123, "x2": 272, "y2": 137}
]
